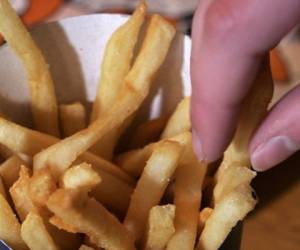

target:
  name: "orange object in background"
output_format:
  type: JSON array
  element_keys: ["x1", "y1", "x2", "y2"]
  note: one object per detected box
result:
[
  {"x1": 270, "y1": 49, "x2": 289, "y2": 82},
  {"x1": 0, "y1": 0, "x2": 63, "y2": 44}
]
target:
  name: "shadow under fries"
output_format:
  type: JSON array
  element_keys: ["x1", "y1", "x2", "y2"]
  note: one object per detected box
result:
[{"x1": 31, "y1": 22, "x2": 87, "y2": 109}]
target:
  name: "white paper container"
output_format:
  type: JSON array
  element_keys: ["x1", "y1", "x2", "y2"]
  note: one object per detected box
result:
[{"x1": 0, "y1": 14, "x2": 240, "y2": 249}]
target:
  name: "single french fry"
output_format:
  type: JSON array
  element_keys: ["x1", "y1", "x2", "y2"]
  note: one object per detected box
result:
[
  {"x1": 144, "y1": 205, "x2": 176, "y2": 250},
  {"x1": 197, "y1": 184, "x2": 257, "y2": 250},
  {"x1": 129, "y1": 116, "x2": 169, "y2": 149},
  {"x1": 167, "y1": 138, "x2": 207, "y2": 250},
  {"x1": 217, "y1": 60, "x2": 273, "y2": 177},
  {"x1": 0, "y1": 117, "x2": 134, "y2": 183},
  {"x1": 47, "y1": 188, "x2": 135, "y2": 250},
  {"x1": 28, "y1": 168, "x2": 57, "y2": 207},
  {"x1": 49, "y1": 215, "x2": 78, "y2": 234},
  {"x1": 213, "y1": 166, "x2": 256, "y2": 204},
  {"x1": 117, "y1": 132, "x2": 191, "y2": 177},
  {"x1": 198, "y1": 208, "x2": 213, "y2": 235},
  {"x1": 60, "y1": 162, "x2": 101, "y2": 190},
  {"x1": 124, "y1": 141, "x2": 183, "y2": 242},
  {"x1": 33, "y1": 15, "x2": 175, "y2": 178},
  {"x1": 0, "y1": 0, "x2": 59, "y2": 136},
  {"x1": 161, "y1": 97, "x2": 191, "y2": 139},
  {"x1": 59, "y1": 102, "x2": 86, "y2": 137},
  {"x1": 0, "y1": 176, "x2": 7, "y2": 199},
  {"x1": 0, "y1": 155, "x2": 26, "y2": 189},
  {"x1": 21, "y1": 210, "x2": 59, "y2": 250},
  {"x1": 9, "y1": 166, "x2": 35, "y2": 221},
  {"x1": 0, "y1": 193, "x2": 27, "y2": 250}
]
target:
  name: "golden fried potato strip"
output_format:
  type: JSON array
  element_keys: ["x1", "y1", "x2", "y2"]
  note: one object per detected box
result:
[
  {"x1": 0, "y1": 0, "x2": 59, "y2": 136},
  {"x1": 124, "y1": 141, "x2": 183, "y2": 242}
]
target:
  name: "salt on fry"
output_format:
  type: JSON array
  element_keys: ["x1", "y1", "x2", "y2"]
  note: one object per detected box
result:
[
  {"x1": 47, "y1": 188, "x2": 135, "y2": 250},
  {"x1": 144, "y1": 205, "x2": 176, "y2": 250},
  {"x1": 124, "y1": 141, "x2": 183, "y2": 242},
  {"x1": 0, "y1": 193, "x2": 27, "y2": 250},
  {"x1": 59, "y1": 102, "x2": 86, "y2": 137},
  {"x1": 60, "y1": 162, "x2": 101, "y2": 190},
  {"x1": 21, "y1": 210, "x2": 59, "y2": 250},
  {"x1": 0, "y1": 0, "x2": 59, "y2": 136}
]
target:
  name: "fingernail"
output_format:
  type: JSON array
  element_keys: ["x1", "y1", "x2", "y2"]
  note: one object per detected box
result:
[
  {"x1": 251, "y1": 136, "x2": 299, "y2": 171},
  {"x1": 192, "y1": 129, "x2": 205, "y2": 161}
]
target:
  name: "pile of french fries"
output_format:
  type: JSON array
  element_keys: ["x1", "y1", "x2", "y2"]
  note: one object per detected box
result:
[{"x1": 0, "y1": 0, "x2": 273, "y2": 249}]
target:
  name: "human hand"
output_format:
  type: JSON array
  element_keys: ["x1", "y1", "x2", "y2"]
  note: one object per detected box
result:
[{"x1": 191, "y1": 0, "x2": 300, "y2": 171}]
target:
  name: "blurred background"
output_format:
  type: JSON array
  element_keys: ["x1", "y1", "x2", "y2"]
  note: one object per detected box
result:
[{"x1": 7, "y1": 1, "x2": 300, "y2": 249}]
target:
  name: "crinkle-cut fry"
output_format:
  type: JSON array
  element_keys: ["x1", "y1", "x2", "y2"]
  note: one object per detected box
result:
[
  {"x1": 144, "y1": 205, "x2": 176, "y2": 250},
  {"x1": 0, "y1": 176, "x2": 6, "y2": 199},
  {"x1": 9, "y1": 165, "x2": 36, "y2": 221},
  {"x1": 124, "y1": 141, "x2": 183, "y2": 242},
  {"x1": 197, "y1": 184, "x2": 257, "y2": 250},
  {"x1": 59, "y1": 102, "x2": 86, "y2": 137},
  {"x1": 117, "y1": 132, "x2": 191, "y2": 177},
  {"x1": 47, "y1": 188, "x2": 136, "y2": 250},
  {"x1": 0, "y1": 155, "x2": 26, "y2": 189},
  {"x1": 0, "y1": 117, "x2": 134, "y2": 184},
  {"x1": 28, "y1": 168, "x2": 57, "y2": 207},
  {"x1": 0, "y1": 193, "x2": 27, "y2": 250},
  {"x1": 217, "y1": 60, "x2": 273, "y2": 177},
  {"x1": 60, "y1": 162, "x2": 101, "y2": 190},
  {"x1": 161, "y1": 97, "x2": 191, "y2": 139},
  {"x1": 0, "y1": 0, "x2": 59, "y2": 136},
  {"x1": 213, "y1": 166, "x2": 256, "y2": 204},
  {"x1": 198, "y1": 208, "x2": 213, "y2": 234},
  {"x1": 129, "y1": 116, "x2": 169, "y2": 149},
  {"x1": 90, "y1": 0, "x2": 147, "y2": 121},
  {"x1": 90, "y1": 1, "x2": 147, "y2": 160},
  {"x1": 167, "y1": 138, "x2": 207, "y2": 250},
  {"x1": 21, "y1": 210, "x2": 59, "y2": 250},
  {"x1": 79, "y1": 245, "x2": 95, "y2": 250},
  {"x1": 33, "y1": 15, "x2": 175, "y2": 178}
]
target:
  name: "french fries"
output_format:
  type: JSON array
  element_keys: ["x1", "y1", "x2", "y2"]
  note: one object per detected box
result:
[
  {"x1": 21, "y1": 210, "x2": 59, "y2": 250},
  {"x1": 0, "y1": 155, "x2": 27, "y2": 190},
  {"x1": 9, "y1": 166, "x2": 35, "y2": 221},
  {"x1": 47, "y1": 188, "x2": 135, "y2": 250},
  {"x1": 33, "y1": 14, "x2": 175, "y2": 180},
  {"x1": 197, "y1": 184, "x2": 257, "y2": 250},
  {"x1": 0, "y1": 1, "x2": 271, "y2": 249},
  {"x1": 59, "y1": 102, "x2": 86, "y2": 137},
  {"x1": 161, "y1": 97, "x2": 191, "y2": 139},
  {"x1": 0, "y1": 0, "x2": 59, "y2": 136},
  {"x1": 90, "y1": 1, "x2": 147, "y2": 160},
  {"x1": 144, "y1": 205, "x2": 176, "y2": 250},
  {"x1": 60, "y1": 162, "x2": 101, "y2": 190},
  {"x1": 167, "y1": 139, "x2": 207, "y2": 250},
  {"x1": 124, "y1": 141, "x2": 183, "y2": 242},
  {"x1": 0, "y1": 193, "x2": 27, "y2": 250}
]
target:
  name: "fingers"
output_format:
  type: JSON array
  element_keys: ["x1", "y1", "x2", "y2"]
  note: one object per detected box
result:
[
  {"x1": 250, "y1": 85, "x2": 300, "y2": 171},
  {"x1": 191, "y1": 0, "x2": 300, "y2": 162}
]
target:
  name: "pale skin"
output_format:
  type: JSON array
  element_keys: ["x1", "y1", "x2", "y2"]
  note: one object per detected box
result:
[{"x1": 191, "y1": 0, "x2": 300, "y2": 171}]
